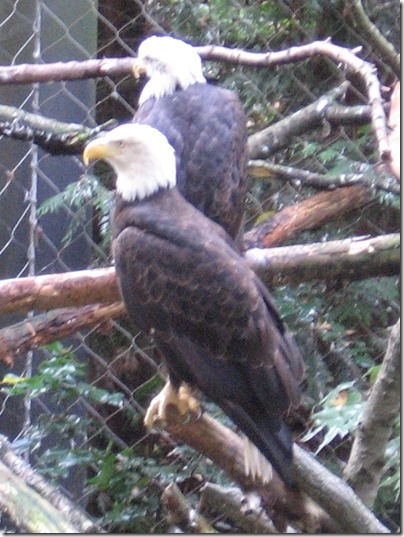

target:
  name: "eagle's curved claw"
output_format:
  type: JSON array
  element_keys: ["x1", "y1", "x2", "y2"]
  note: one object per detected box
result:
[{"x1": 144, "y1": 381, "x2": 201, "y2": 428}]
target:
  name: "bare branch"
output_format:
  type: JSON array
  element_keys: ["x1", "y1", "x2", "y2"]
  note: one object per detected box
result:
[
  {"x1": 0, "y1": 434, "x2": 100, "y2": 533},
  {"x1": 248, "y1": 160, "x2": 400, "y2": 195},
  {"x1": 151, "y1": 404, "x2": 389, "y2": 533},
  {"x1": 293, "y1": 445, "x2": 389, "y2": 533},
  {"x1": 197, "y1": 41, "x2": 390, "y2": 161},
  {"x1": 200, "y1": 483, "x2": 279, "y2": 533},
  {"x1": 0, "y1": 104, "x2": 116, "y2": 155},
  {"x1": 246, "y1": 234, "x2": 400, "y2": 287},
  {"x1": 0, "y1": 41, "x2": 389, "y2": 161},
  {"x1": 0, "y1": 303, "x2": 125, "y2": 367},
  {"x1": 244, "y1": 185, "x2": 372, "y2": 249},
  {"x1": 0, "y1": 267, "x2": 119, "y2": 315},
  {"x1": 0, "y1": 232, "x2": 398, "y2": 321},
  {"x1": 161, "y1": 482, "x2": 217, "y2": 533},
  {"x1": 344, "y1": 319, "x2": 400, "y2": 507},
  {"x1": 248, "y1": 82, "x2": 350, "y2": 159},
  {"x1": 345, "y1": 0, "x2": 400, "y2": 76},
  {"x1": 0, "y1": 58, "x2": 136, "y2": 85}
]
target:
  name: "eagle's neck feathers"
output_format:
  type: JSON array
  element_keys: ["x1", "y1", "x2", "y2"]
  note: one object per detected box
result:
[{"x1": 115, "y1": 151, "x2": 176, "y2": 202}]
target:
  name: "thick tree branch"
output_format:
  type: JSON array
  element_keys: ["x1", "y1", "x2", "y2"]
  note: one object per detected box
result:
[
  {"x1": 0, "y1": 303, "x2": 125, "y2": 367},
  {"x1": 244, "y1": 185, "x2": 372, "y2": 248},
  {"x1": 248, "y1": 160, "x2": 400, "y2": 195},
  {"x1": 151, "y1": 405, "x2": 389, "y2": 533},
  {"x1": 0, "y1": 233, "x2": 399, "y2": 322},
  {"x1": 0, "y1": 267, "x2": 119, "y2": 315},
  {"x1": 343, "y1": 319, "x2": 400, "y2": 508},
  {"x1": 0, "y1": 434, "x2": 100, "y2": 533},
  {"x1": 246, "y1": 234, "x2": 399, "y2": 287},
  {"x1": 200, "y1": 483, "x2": 279, "y2": 533}
]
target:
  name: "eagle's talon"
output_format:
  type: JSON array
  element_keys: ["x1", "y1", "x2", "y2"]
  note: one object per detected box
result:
[{"x1": 144, "y1": 382, "x2": 201, "y2": 429}]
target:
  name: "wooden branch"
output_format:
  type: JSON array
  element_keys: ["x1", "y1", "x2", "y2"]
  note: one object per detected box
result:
[
  {"x1": 0, "y1": 234, "x2": 398, "y2": 322},
  {"x1": 0, "y1": 58, "x2": 136, "y2": 85},
  {"x1": 344, "y1": 319, "x2": 400, "y2": 508},
  {"x1": 0, "y1": 434, "x2": 100, "y2": 533},
  {"x1": 246, "y1": 234, "x2": 400, "y2": 287},
  {"x1": 0, "y1": 267, "x2": 119, "y2": 315},
  {"x1": 0, "y1": 104, "x2": 116, "y2": 155},
  {"x1": 0, "y1": 302, "x2": 126, "y2": 367},
  {"x1": 248, "y1": 82, "x2": 350, "y2": 159},
  {"x1": 0, "y1": 40, "x2": 389, "y2": 161},
  {"x1": 152, "y1": 405, "x2": 389, "y2": 533},
  {"x1": 346, "y1": 0, "x2": 400, "y2": 76},
  {"x1": 161, "y1": 482, "x2": 217, "y2": 533},
  {"x1": 196, "y1": 40, "x2": 390, "y2": 161},
  {"x1": 244, "y1": 185, "x2": 372, "y2": 248},
  {"x1": 248, "y1": 160, "x2": 400, "y2": 195},
  {"x1": 200, "y1": 483, "x2": 279, "y2": 533},
  {"x1": 293, "y1": 445, "x2": 389, "y2": 533}
]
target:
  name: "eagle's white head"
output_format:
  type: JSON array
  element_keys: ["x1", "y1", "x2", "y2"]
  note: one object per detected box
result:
[
  {"x1": 83, "y1": 124, "x2": 176, "y2": 202},
  {"x1": 134, "y1": 36, "x2": 206, "y2": 105}
]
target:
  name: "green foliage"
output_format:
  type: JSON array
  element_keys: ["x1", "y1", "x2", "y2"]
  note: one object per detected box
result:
[
  {"x1": 37, "y1": 173, "x2": 113, "y2": 253},
  {"x1": 302, "y1": 381, "x2": 364, "y2": 453}
]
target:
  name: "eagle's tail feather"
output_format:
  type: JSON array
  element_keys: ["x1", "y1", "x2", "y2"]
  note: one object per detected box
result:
[{"x1": 220, "y1": 401, "x2": 295, "y2": 489}]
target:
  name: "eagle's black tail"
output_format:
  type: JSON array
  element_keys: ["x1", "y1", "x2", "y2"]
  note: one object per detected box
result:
[{"x1": 220, "y1": 400, "x2": 295, "y2": 489}]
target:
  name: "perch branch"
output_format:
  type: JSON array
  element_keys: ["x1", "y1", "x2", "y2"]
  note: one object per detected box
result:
[
  {"x1": 0, "y1": 234, "x2": 399, "y2": 322},
  {"x1": 0, "y1": 58, "x2": 136, "y2": 85},
  {"x1": 344, "y1": 319, "x2": 401, "y2": 508},
  {"x1": 0, "y1": 434, "x2": 100, "y2": 533},
  {"x1": 151, "y1": 404, "x2": 389, "y2": 533},
  {"x1": 0, "y1": 40, "x2": 389, "y2": 161}
]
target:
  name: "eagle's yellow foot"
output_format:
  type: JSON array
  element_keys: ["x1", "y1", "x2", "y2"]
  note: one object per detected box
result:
[{"x1": 144, "y1": 381, "x2": 201, "y2": 428}]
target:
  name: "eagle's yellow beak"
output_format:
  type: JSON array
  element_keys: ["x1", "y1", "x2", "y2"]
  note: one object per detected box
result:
[
  {"x1": 83, "y1": 139, "x2": 116, "y2": 166},
  {"x1": 132, "y1": 57, "x2": 147, "y2": 79}
]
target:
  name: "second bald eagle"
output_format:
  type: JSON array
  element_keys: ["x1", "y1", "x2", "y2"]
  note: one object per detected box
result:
[{"x1": 132, "y1": 35, "x2": 247, "y2": 242}]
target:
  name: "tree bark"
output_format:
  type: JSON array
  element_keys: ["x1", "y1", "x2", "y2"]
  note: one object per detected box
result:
[
  {"x1": 0, "y1": 302, "x2": 125, "y2": 366},
  {"x1": 0, "y1": 267, "x2": 119, "y2": 315},
  {"x1": 343, "y1": 319, "x2": 400, "y2": 508},
  {"x1": 0, "y1": 234, "x2": 398, "y2": 320},
  {"x1": 244, "y1": 185, "x2": 372, "y2": 249},
  {"x1": 152, "y1": 404, "x2": 389, "y2": 533},
  {"x1": 0, "y1": 434, "x2": 100, "y2": 533},
  {"x1": 246, "y1": 234, "x2": 400, "y2": 287}
]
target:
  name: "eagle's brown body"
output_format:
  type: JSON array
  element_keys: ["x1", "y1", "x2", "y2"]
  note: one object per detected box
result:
[
  {"x1": 112, "y1": 187, "x2": 303, "y2": 487},
  {"x1": 134, "y1": 83, "x2": 248, "y2": 242}
]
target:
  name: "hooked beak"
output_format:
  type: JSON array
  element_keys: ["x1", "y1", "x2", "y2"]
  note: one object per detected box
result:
[
  {"x1": 132, "y1": 57, "x2": 147, "y2": 79},
  {"x1": 83, "y1": 138, "x2": 116, "y2": 166}
]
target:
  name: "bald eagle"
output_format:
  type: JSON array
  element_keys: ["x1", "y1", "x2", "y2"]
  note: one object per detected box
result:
[
  {"x1": 83, "y1": 124, "x2": 304, "y2": 488},
  {"x1": 132, "y1": 36, "x2": 247, "y2": 243}
]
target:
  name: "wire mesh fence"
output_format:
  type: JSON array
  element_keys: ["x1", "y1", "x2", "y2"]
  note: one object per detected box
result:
[{"x1": 0, "y1": 0, "x2": 400, "y2": 533}]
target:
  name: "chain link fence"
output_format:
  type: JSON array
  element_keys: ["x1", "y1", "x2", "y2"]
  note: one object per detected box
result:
[{"x1": 0, "y1": 0, "x2": 400, "y2": 532}]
